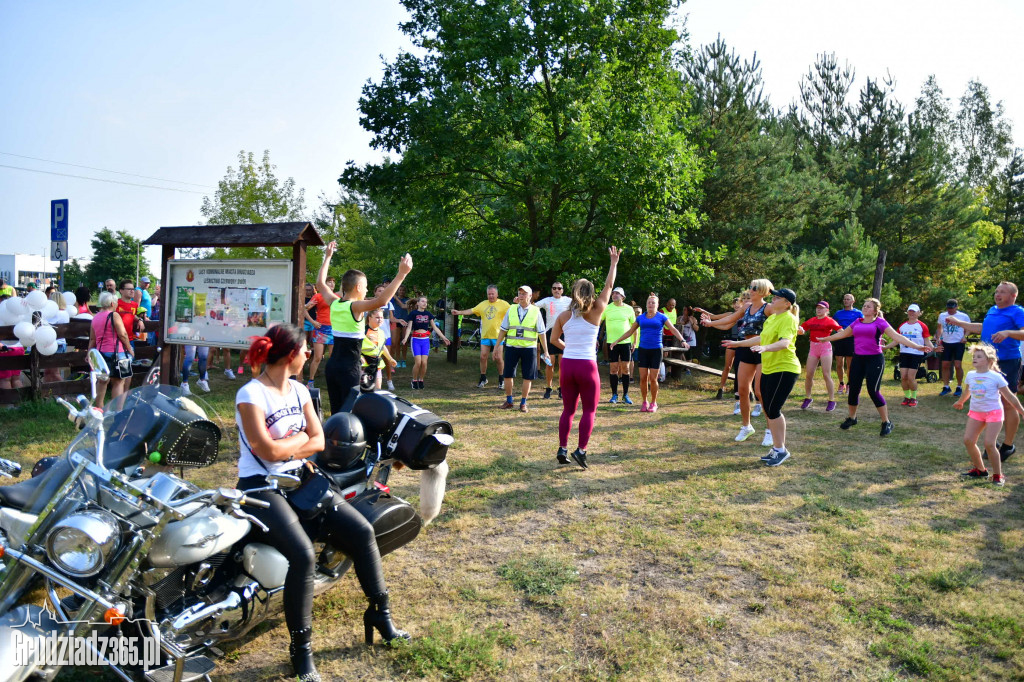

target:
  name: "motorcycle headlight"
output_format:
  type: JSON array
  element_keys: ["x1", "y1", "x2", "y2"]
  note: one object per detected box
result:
[{"x1": 45, "y1": 510, "x2": 121, "y2": 578}]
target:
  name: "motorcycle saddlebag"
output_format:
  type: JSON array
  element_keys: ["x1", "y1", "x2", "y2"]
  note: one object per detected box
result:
[
  {"x1": 355, "y1": 391, "x2": 452, "y2": 470},
  {"x1": 350, "y1": 492, "x2": 421, "y2": 557}
]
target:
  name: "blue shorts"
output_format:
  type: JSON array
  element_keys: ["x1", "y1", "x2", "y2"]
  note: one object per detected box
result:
[
  {"x1": 481, "y1": 338, "x2": 503, "y2": 347},
  {"x1": 304, "y1": 320, "x2": 314, "y2": 332},
  {"x1": 412, "y1": 337, "x2": 431, "y2": 356}
]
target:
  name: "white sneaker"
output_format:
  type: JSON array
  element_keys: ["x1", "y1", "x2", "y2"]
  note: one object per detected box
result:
[
  {"x1": 734, "y1": 424, "x2": 755, "y2": 442},
  {"x1": 387, "y1": 380, "x2": 395, "y2": 391},
  {"x1": 733, "y1": 401, "x2": 741, "y2": 415},
  {"x1": 761, "y1": 429, "x2": 773, "y2": 447},
  {"x1": 224, "y1": 368, "x2": 236, "y2": 380},
  {"x1": 197, "y1": 379, "x2": 211, "y2": 393},
  {"x1": 180, "y1": 382, "x2": 192, "y2": 396},
  {"x1": 751, "y1": 403, "x2": 762, "y2": 417}
]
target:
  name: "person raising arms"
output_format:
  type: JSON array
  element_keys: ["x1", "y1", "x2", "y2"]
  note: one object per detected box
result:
[
  {"x1": 316, "y1": 241, "x2": 412, "y2": 414},
  {"x1": 833, "y1": 293, "x2": 860, "y2": 395},
  {"x1": 798, "y1": 301, "x2": 842, "y2": 411},
  {"x1": 451, "y1": 286, "x2": 511, "y2": 389},
  {"x1": 885, "y1": 303, "x2": 934, "y2": 407},
  {"x1": 402, "y1": 296, "x2": 451, "y2": 389},
  {"x1": 611, "y1": 293, "x2": 686, "y2": 413},
  {"x1": 694, "y1": 292, "x2": 750, "y2": 404},
  {"x1": 937, "y1": 298, "x2": 970, "y2": 397}
]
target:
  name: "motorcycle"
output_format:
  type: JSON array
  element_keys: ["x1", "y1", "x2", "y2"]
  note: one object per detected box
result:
[{"x1": 0, "y1": 350, "x2": 452, "y2": 682}]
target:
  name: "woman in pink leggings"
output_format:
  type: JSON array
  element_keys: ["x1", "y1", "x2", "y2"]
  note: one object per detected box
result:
[{"x1": 548, "y1": 246, "x2": 620, "y2": 469}]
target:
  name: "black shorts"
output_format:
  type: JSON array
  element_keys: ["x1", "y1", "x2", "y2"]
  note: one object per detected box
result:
[
  {"x1": 609, "y1": 343, "x2": 632, "y2": 363},
  {"x1": 999, "y1": 358, "x2": 1022, "y2": 391},
  {"x1": 898, "y1": 353, "x2": 923, "y2": 371},
  {"x1": 545, "y1": 328, "x2": 564, "y2": 356},
  {"x1": 735, "y1": 345, "x2": 762, "y2": 366},
  {"x1": 941, "y1": 342, "x2": 966, "y2": 362},
  {"x1": 833, "y1": 337, "x2": 855, "y2": 357},
  {"x1": 636, "y1": 347, "x2": 663, "y2": 370},
  {"x1": 503, "y1": 346, "x2": 537, "y2": 380}
]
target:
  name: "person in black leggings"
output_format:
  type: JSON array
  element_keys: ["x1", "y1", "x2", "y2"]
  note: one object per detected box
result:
[
  {"x1": 235, "y1": 325, "x2": 408, "y2": 682},
  {"x1": 818, "y1": 298, "x2": 926, "y2": 436}
]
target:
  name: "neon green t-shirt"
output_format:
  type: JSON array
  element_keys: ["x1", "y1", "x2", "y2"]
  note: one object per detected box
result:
[
  {"x1": 601, "y1": 303, "x2": 637, "y2": 345},
  {"x1": 760, "y1": 312, "x2": 801, "y2": 375}
]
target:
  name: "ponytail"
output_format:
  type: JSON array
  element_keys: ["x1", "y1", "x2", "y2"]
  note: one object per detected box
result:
[
  {"x1": 245, "y1": 324, "x2": 304, "y2": 374},
  {"x1": 569, "y1": 279, "x2": 596, "y2": 316}
]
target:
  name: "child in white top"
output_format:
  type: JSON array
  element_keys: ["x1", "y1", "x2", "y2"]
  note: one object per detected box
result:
[{"x1": 954, "y1": 344, "x2": 1024, "y2": 485}]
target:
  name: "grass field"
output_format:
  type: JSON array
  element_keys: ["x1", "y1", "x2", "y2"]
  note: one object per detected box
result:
[{"x1": 3, "y1": 350, "x2": 1024, "y2": 680}]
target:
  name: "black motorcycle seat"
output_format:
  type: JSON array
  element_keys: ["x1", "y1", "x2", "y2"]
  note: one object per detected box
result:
[
  {"x1": 325, "y1": 463, "x2": 368, "y2": 491},
  {"x1": 0, "y1": 458, "x2": 74, "y2": 511}
]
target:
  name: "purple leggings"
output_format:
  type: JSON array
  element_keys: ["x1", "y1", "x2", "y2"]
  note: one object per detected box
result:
[{"x1": 559, "y1": 358, "x2": 600, "y2": 450}]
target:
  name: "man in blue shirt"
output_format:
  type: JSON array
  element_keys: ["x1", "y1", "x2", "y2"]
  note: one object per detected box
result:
[
  {"x1": 833, "y1": 293, "x2": 861, "y2": 395},
  {"x1": 947, "y1": 281, "x2": 1024, "y2": 460}
]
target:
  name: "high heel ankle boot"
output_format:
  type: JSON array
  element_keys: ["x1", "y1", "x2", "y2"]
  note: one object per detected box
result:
[
  {"x1": 289, "y1": 627, "x2": 321, "y2": 682},
  {"x1": 363, "y1": 591, "x2": 410, "y2": 645}
]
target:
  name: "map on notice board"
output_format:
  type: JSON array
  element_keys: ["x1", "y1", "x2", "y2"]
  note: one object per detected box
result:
[{"x1": 164, "y1": 260, "x2": 294, "y2": 348}]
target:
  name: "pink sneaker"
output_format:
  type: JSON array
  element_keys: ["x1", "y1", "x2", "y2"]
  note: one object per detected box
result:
[
  {"x1": 648, "y1": 402, "x2": 658, "y2": 413},
  {"x1": 640, "y1": 401, "x2": 650, "y2": 412}
]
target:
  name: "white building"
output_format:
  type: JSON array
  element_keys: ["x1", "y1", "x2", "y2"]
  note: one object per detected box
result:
[{"x1": 0, "y1": 253, "x2": 62, "y2": 288}]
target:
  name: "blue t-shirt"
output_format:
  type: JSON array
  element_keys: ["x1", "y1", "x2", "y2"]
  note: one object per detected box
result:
[
  {"x1": 834, "y1": 309, "x2": 862, "y2": 329},
  {"x1": 637, "y1": 312, "x2": 669, "y2": 349},
  {"x1": 982, "y1": 304, "x2": 1024, "y2": 360},
  {"x1": 139, "y1": 289, "x2": 152, "y2": 317}
]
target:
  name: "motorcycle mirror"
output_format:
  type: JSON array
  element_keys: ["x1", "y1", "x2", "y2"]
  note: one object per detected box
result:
[
  {"x1": 75, "y1": 395, "x2": 90, "y2": 410},
  {"x1": 267, "y1": 472, "x2": 301, "y2": 490},
  {"x1": 87, "y1": 348, "x2": 110, "y2": 399}
]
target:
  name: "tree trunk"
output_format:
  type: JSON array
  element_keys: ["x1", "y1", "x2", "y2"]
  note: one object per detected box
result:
[{"x1": 872, "y1": 248, "x2": 887, "y2": 299}]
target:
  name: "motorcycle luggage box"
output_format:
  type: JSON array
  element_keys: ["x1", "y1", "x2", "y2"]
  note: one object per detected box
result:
[
  {"x1": 350, "y1": 492, "x2": 421, "y2": 557},
  {"x1": 353, "y1": 391, "x2": 451, "y2": 470}
]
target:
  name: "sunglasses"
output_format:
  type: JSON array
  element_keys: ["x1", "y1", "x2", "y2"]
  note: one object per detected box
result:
[{"x1": 552, "y1": 287, "x2": 563, "y2": 290}]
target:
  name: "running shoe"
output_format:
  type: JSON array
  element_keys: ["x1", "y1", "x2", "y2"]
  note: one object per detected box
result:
[
  {"x1": 477, "y1": 378, "x2": 488, "y2": 388},
  {"x1": 519, "y1": 403, "x2": 529, "y2": 413},
  {"x1": 609, "y1": 395, "x2": 619, "y2": 404},
  {"x1": 715, "y1": 389, "x2": 723, "y2": 400},
  {"x1": 570, "y1": 448, "x2": 588, "y2": 469},
  {"x1": 543, "y1": 387, "x2": 552, "y2": 400},
  {"x1": 197, "y1": 379, "x2": 211, "y2": 393},
  {"x1": 826, "y1": 401, "x2": 837, "y2": 412},
  {"x1": 992, "y1": 474, "x2": 1006, "y2": 486},
  {"x1": 908, "y1": 398, "x2": 918, "y2": 407},
  {"x1": 761, "y1": 429, "x2": 773, "y2": 447},
  {"x1": 1000, "y1": 443, "x2": 1016, "y2": 461},
  {"x1": 960, "y1": 468, "x2": 989, "y2": 478},
  {"x1": 840, "y1": 417, "x2": 858, "y2": 430},
  {"x1": 765, "y1": 449, "x2": 791, "y2": 467},
  {"x1": 953, "y1": 386, "x2": 963, "y2": 397},
  {"x1": 939, "y1": 386, "x2": 952, "y2": 396},
  {"x1": 761, "y1": 448, "x2": 778, "y2": 462},
  {"x1": 498, "y1": 378, "x2": 505, "y2": 390},
  {"x1": 900, "y1": 398, "x2": 910, "y2": 406},
  {"x1": 224, "y1": 368, "x2": 236, "y2": 380},
  {"x1": 387, "y1": 380, "x2": 395, "y2": 391},
  {"x1": 800, "y1": 398, "x2": 812, "y2": 410},
  {"x1": 556, "y1": 447, "x2": 569, "y2": 464},
  {"x1": 648, "y1": 402, "x2": 658, "y2": 413},
  {"x1": 640, "y1": 402, "x2": 650, "y2": 412},
  {"x1": 880, "y1": 421, "x2": 894, "y2": 437},
  {"x1": 411, "y1": 380, "x2": 417, "y2": 390},
  {"x1": 733, "y1": 401, "x2": 741, "y2": 416},
  {"x1": 837, "y1": 384, "x2": 846, "y2": 395},
  {"x1": 735, "y1": 424, "x2": 755, "y2": 442},
  {"x1": 180, "y1": 381, "x2": 192, "y2": 396},
  {"x1": 623, "y1": 395, "x2": 634, "y2": 405},
  {"x1": 751, "y1": 404, "x2": 762, "y2": 418},
  {"x1": 557, "y1": 387, "x2": 562, "y2": 399},
  {"x1": 499, "y1": 400, "x2": 514, "y2": 409}
]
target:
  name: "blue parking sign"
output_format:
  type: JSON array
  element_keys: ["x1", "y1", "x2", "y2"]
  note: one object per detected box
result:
[{"x1": 51, "y1": 199, "x2": 68, "y2": 241}]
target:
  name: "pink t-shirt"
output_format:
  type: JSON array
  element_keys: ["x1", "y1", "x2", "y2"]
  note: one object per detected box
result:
[
  {"x1": 91, "y1": 311, "x2": 122, "y2": 353},
  {"x1": 851, "y1": 317, "x2": 890, "y2": 356}
]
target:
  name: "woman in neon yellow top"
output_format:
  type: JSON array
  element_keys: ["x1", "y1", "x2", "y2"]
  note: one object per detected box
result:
[
  {"x1": 724, "y1": 288, "x2": 801, "y2": 467},
  {"x1": 361, "y1": 309, "x2": 398, "y2": 391}
]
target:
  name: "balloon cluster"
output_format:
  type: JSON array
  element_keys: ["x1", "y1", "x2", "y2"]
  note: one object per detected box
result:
[{"x1": 0, "y1": 291, "x2": 77, "y2": 356}]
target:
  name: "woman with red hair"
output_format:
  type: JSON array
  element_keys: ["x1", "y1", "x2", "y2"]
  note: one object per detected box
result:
[{"x1": 234, "y1": 324, "x2": 408, "y2": 682}]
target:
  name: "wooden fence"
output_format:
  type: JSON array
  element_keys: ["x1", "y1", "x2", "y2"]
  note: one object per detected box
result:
[{"x1": 0, "y1": 318, "x2": 161, "y2": 405}]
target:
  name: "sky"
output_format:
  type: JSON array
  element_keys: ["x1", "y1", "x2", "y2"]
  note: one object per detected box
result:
[{"x1": 1, "y1": 0, "x2": 1021, "y2": 273}]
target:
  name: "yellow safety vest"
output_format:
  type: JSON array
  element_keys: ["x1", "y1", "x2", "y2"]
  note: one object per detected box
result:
[
  {"x1": 506, "y1": 305, "x2": 541, "y2": 348},
  {"x1": 329, "y1": 299, "x2": 364, "y2": 339}
]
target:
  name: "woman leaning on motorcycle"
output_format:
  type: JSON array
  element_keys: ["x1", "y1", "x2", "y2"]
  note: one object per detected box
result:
[{"x1": 234, "y1": 324, "x2": 408, "y2": 682}]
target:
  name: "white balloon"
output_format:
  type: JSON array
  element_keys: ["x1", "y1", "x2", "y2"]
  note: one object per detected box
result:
[
  {"x1": 73, "y1": 313, "x2": 94, "y2": 321},
  {"x1": 25, "y1": 290, "x2": 48, "y2": 311},
  {"x1": 62, "y1": 292, "x2": 76, "y2": 308},
  {"x1": 55, "y1": 310, "x2": 71, "y2": 324},
  {"x1": 4, "y1": 298, "x2": 23, "y2": 318},
  {"x1": 34, "y1": 325, "x2": 57, "y2": 348},
  {"x1": 0, "y1": 308, "x2": 13, "y2": 326},
  {"x1": 37, "y1": 342, "x2": 58, "y2": 356},
  {"x1": 13, "y1": 322, "x2": 35, "y2": 342},
  {"x1": 42, "y1": 301, "x2": 59, "y2": 319}
]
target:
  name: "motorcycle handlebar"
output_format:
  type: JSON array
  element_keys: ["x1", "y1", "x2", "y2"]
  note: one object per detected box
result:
[{"x1": 239, "y1": 495, "x2": 270, "y2": 509}]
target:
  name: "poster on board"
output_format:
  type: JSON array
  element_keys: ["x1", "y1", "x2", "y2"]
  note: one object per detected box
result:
[{"x1": 164, "y1": 260, "x2": 294, "y2": 348}]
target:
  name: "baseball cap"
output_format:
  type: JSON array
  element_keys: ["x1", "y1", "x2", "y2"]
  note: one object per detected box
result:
[
  {"x1": 518, "y1": 285, "x2": 532, "y2": 297},
  {"x1": 906, "y1": 303, "x2": 921, "y2": 313},
  {"x1": 816, "y1": 300, "x2": 829, "y2": 309},
  {"x1": 612, "y1": 287, "x2": 625, "y2": 297},
  {"x1": 140, "y1": 276, "x2": 151, "y2": 284},
  {"x1": 770, "y1": 288, "x2": 796, "y2": 305},
  {"x1": 946, "y1": 298, "x2": 958, "y2": 308}
]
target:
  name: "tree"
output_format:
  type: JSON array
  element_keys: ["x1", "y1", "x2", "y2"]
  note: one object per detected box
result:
[
  {"x1": 953, "y1": 80, "x2": 1013, "y2": 189},
  {"x1": 200, "y1": 150, "x2": 307, "y2": 259},
  {"x1": 62, "y1": 258, "x2": 88, "y2": 291},
  {"x1": 84, "y1": 228, "x2": 150, "y2": 286},
  {"x1": 342, "y1": 0, "x2": 704, "y2": 301}
]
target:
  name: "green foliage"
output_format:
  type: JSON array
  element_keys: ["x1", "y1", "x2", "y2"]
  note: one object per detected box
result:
[
  {"x1": 200, "y1": 150, "x2": 307, "y2": 260},
  {"x1": 343, "y1": 0, "x2": 705, "y2": 303},
  {"x1": 83, "y1": 228, "x2": 150, "y2": 287},
  {"x1": 61, "y1": 258, "x2": 88, "y2": 291},
  {"x1": 390, "y1": 621, "x2": 515, "y2": 680},
  {"x1": 498, "y1": 555, "x2": 579, "y2": 598},
  {"x1": 917, "y1": 564, "x2": 982, "y2": 592}
]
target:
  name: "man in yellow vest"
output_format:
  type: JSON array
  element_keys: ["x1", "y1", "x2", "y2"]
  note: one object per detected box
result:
[
  {"x1": 496, "y1": 286, "x2": 550, "y2": 413},
  {"x1": 0, "y1": 278, "x2": 13, "y2": 298}
]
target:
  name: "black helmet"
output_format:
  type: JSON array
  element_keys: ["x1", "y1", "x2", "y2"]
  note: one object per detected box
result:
[{"x1": 320, "y1": 412, "x2": 367, "y2": 471}]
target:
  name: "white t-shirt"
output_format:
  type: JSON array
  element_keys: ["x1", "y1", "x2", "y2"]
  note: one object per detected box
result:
[
  {"x1": 938, "y1": 311, "x2": 970, "y2": 344},
  {"x1": 535, "y1": 296, "x2": 571, "y2": 327},
  {"x1": 965, "y1": 369, "x2": 1007, "y2": 413},
  {"x1": 235, "y1": 378, "x2": 309, "y2": 478},
  {"x1": 380, "y1": 302, "x2": 394, "y2": 342},
  {"x1": 897, "y1": 321, "x2": 930, "y2": 356}
]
